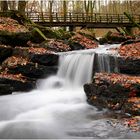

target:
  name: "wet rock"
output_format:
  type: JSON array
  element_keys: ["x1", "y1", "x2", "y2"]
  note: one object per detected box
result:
[
  {"x1": 68, "y1": 41, "x2": 85, "y2": 50},
  {"x1": 0, "y1": 72, "x2": 36, "y2": 92},
  {"x1": 84, "y1": 73, "x2": 140, "y2": 115},
  {"x1": 30, "y1": 53, "x2": 59, "y2": 66},
  {"x1": 118, "y1": 57, "x2": 140, "y2": 75},
  {"x1": 0, "y1": 45, "x2": 12, "y2": 63},
  {"x1": 0, "y1": 84, "x2": 13, "y2": 95}
]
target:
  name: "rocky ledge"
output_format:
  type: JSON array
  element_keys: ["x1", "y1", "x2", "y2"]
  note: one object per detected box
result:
[
  {"x1": 0, "y1": 71, "x2": 35, "y2": 95},
  {"x1": 2, "y1": 56, "x2": 57, "y2": 79},
  {"x1": 14, "y1": 46, "x2": 59, "y2": 66},
  {"x1": 118, "y1": 39, "x2": 140, "y2": 75},
  {"x1": 84, "y1": 73, "x2": 140, "y2": 115}
]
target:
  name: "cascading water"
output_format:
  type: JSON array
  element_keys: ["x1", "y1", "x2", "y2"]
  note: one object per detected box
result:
[
  {"x1": 98, "y1": 54, "x2": 111, "y2": 73},
  {"x1": 58, "y1": 53, "x2": 95, "y2": 86},
  {"x1": 97, "y1": 54, "x2": 119, "y2": 73},
  {"x1": 0, "y1": 45, "x2": 137, "y2": 139}
]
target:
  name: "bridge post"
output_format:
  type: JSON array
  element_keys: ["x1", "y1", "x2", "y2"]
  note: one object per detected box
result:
[{"x1": 69, "y1": 26, "x2": 74, "y2": 31}]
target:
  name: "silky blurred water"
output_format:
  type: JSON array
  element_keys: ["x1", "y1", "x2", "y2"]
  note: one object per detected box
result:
[{"x1": 0, "y1": 45, "x2": 139, "y2": 139}]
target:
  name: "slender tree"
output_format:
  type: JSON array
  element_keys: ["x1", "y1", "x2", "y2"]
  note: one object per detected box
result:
[
  {"x1": 18, "y1": 0, "x2": 27, "y2": 15},
  {"x1": 1, "y1": 0, "x2": 8, "y2": 12}
]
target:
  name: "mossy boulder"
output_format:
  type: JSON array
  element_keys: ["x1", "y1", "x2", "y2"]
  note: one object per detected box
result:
[{"x1": 99, "y1": 31, "x2": 134, "y2": 44}]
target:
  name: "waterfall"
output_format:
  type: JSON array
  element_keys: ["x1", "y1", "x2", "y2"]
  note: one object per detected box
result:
[
  {"x1": 0, "y1": 44, "x2": 129, "y2": 139},
  {"x1": 97, "y1": 54, "x2": 119, "y2": 73},
  {"x1": 97, "y1": 54, "x2": 111, "y2": 73},
  {"x1": 57, "y1": 53, "x2": 95, "y2": 86}
]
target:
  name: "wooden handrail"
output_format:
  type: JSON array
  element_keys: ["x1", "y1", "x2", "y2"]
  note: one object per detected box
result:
[
  {"x1": 23, "y1": 12, "x2": 140, "y2": 23},
  {"x1": 0, "y1": 11, "x2": 140, "y2": 26}
]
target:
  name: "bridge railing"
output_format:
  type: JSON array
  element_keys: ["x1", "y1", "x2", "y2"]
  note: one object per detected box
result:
[
  {"x1": 26, "y1": 12, "x2": 140, "y2": 24},
  {"x1": 0, "y1": 11, "x2": 139, "y2": 24}
]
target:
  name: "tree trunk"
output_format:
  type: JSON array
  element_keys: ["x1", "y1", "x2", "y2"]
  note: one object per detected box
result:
[
  {"x1": 84, "y1": 0, "x2": 90, "y2": 21},
  {"x1": 8, "y1": 1, "x2": 16, "y2": 10},
  {"x1": 1, "y1": 1, "x2": 8, "y2": 12},
  {"x1": 18, "y1": 0, "x2": 27, "y2": 15},
  {"x1": 63, "y1": 0, "x2": 67, "y2": 22},
  {"x1": 49, "y1": 1, "x2": 53, "y2": 22}
]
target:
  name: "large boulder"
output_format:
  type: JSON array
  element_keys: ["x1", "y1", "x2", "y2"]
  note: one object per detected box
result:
[
  {"x1": 84, "y1": 73, "x2": 140, "y2": 115},
  {"x1": 99, "y1": 31, "x2": 133, "y2": 44}
]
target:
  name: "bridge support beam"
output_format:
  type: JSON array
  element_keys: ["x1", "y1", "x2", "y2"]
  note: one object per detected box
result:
[{"x1": 115, "y1": 27, "x2": 122, "y2": 33}]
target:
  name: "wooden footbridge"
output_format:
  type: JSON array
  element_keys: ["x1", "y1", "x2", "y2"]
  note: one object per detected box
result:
[{"x1": 26, "y1": 12, "x2": 140, "y2": 29}]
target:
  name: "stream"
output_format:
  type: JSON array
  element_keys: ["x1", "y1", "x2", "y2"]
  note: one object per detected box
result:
[{"x1": 0, "y1": 44, "x2": 139, "y2": 139}]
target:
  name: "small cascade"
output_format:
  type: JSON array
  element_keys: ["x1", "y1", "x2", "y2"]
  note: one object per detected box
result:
[
  {"x1": 97, "y1": 54, "x2": 111, "y2": 73},
  {"x1": 97, "y1": 53, "x2": 119, "y2": 73},
  {"x1": 58, "y1": 53, "x2": 95, "y2": 86}
]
